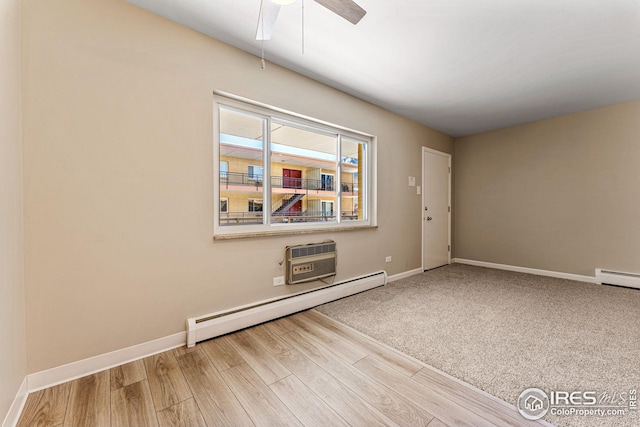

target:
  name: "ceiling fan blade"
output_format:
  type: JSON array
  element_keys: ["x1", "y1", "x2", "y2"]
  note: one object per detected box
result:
[
  {"x1": 256, "y1": 0, "x2": 281, "y2": 40},
  {"x1": 313, "y1": 0, "x2": 366, "y2": 25}
]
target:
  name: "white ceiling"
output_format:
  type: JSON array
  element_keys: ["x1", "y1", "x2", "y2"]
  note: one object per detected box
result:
[{"x1": 125, "y1": 0, "x2": 640, "y2": 137}]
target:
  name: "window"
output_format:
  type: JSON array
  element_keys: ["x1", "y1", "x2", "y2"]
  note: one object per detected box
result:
[
  {"x1": 248, "y1": 199, "x2": 263, "y2": 212},
  {"x1": 214, "y1": 94, "x2": 375, "y2": 237},
  {"x1": 248, "y1": 165, "x2": 263, "y2": 181},
  {"x1": 321, "y1": 174, "x2": 334, "y2": 191},
  {"x1": 321, "y1": 200, "x2": 334, "y2": 218}
]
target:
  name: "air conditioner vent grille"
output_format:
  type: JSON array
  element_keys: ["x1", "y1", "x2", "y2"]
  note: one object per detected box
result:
[{"x1": 291, "y1": 242, "x2": 336, "y2": 259}]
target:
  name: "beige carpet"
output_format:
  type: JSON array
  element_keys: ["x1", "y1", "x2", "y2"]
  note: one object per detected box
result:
[{"x1": 316, "y1": 264, "x2": 640, "y2": 427}]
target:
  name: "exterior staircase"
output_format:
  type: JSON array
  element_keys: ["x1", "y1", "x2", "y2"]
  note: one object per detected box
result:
[{"x1": 273, "y1": 194, "x2": 305, "y2": 215}]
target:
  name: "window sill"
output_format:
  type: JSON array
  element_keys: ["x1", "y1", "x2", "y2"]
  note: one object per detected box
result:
[{"x1": 213, "y1": 225, "x2": 378, "y2": 240}]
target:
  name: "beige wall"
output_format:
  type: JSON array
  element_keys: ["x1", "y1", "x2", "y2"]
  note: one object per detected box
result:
[
  {"x1": 21, "y1": 0, "x2": 452, "y2": 373},
  {"x1": 454, "y1": 101, "x2": 640, "y2": 276},
  {"x1": 0, "y1": 0, "x2": 27, "y2": 419}
]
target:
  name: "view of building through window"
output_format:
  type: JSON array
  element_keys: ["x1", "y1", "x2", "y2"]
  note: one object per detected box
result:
[{"x1": 217, "y1": 103, "x2": 368, "y2": 230}]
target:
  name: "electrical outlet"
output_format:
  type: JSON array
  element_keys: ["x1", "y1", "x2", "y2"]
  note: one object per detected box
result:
[
  {"x1": 273, "y1": 276, "x2": 285, "y2": 286},
  {"x1": 385, "y1": 256, "x2": 392, "y2": 263}
]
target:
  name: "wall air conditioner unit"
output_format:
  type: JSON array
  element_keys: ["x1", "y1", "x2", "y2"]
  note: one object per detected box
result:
[{"x1": 286, "y1": 241, "x2": 337, "y2": 284}]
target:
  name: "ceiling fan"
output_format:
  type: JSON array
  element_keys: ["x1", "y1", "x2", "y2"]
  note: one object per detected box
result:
[{"x1": 256, "y1": 0, "x2": 366, "y2": 41}]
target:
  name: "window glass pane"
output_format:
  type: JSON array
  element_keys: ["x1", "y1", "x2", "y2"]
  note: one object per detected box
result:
[
  {"x1": 248, "y1": 199, "x2": 263, "y2": 212},
  {"x1": 248, "y1": 165, "x2": 263, "y2": 180},
  {"x1": 270, "y1": 122, "x2": 338, "y2": 223},
  {"x1": 341, "y1": 137, "x2": 366, "y2": 221},
  {"x1": 219, "y1": 107, "x2": 265, "y2": 226},
  {"x1": 214, "y1": 96, "x2": 373, "y2": 236}
]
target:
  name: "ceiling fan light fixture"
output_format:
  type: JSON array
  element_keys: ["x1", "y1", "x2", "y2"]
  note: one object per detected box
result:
[{"x1": 269, "y1": 0, "x2": 297, "y2": 5}]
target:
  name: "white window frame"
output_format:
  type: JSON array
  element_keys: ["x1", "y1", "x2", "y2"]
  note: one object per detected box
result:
[{"x1": 213, "y1": 93, "x2": 377, "y2": 238}]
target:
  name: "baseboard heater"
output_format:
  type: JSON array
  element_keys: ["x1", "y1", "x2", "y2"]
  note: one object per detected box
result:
[
  {"x1": 595, "y1": 269, "x2": 640, "y2": 290},
  {"x1": 186, "y1": 271, "x2": 386, "y2": 347}
]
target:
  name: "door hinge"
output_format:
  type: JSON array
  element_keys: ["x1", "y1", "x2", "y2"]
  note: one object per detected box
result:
[
  {"x1": 448, "y1": 206, "x2": 451, "y2": 213},
  {"x1": 448, "y1": 245, "x2": 451, "y2": 252},
  {"x1": 449, "y1": 167, "x2": 451, "y2": 173}
]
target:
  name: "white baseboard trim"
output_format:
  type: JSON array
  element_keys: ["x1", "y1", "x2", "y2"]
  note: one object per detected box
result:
[
  {"x1": 453, "y1": 258, "x2": 597, "y2": 284},
  {"x1": 387, "y1": 267, "x2": 424, "y2": 283},
  {"x1": 27, "y1": 332, "x2": 186, "y2": 393},
  {"x1": 2, "y1": 377, "x2": 27, "y2": 427}
]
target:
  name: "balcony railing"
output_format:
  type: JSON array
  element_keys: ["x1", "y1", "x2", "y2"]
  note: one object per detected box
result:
[
  {"x1": 220, "y1": 172, "x2": 355, "y2": 193},
  {"x1": 219, "y1": 210, "x2": 359, "y2": 226}
]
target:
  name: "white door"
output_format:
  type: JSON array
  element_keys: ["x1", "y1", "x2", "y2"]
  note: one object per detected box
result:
[{"x1": 422, "y1": 147, "x2": 451, "y2": 270}]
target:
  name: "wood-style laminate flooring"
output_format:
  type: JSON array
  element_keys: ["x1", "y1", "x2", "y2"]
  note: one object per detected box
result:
[{"x1": 17, "y1": 309, "x2": 548, "y2": 427}]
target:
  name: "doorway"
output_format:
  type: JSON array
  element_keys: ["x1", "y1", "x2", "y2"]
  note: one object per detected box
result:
[
  {"x1": 422, "y1": 147, "x2": 451, "y2": 270},
  {"x1": 321, "y1": 200, "x2": 334, "y2": 219},
  {"x1": 283, "y1": 168, "x2": 302, "y2": 189}
]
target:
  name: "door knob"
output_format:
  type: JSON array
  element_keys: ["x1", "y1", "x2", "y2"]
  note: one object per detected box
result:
[{"x1": 427, "y1": 216, "x2": 433, "y2": 221}]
